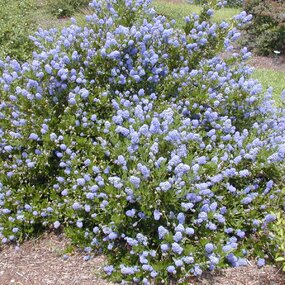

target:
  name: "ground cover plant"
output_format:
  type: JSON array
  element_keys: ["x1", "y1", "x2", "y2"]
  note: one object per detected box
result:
[
  {"x1": 0, "y1": 0, "x2": 285, "y2": 284},
  {"x1": 0, "y1": 0, "x2": 36, "y2": 62}
]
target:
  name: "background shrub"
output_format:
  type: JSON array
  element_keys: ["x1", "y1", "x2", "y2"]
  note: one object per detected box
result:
[
  {"x1": 0, "y1": 0, "x2": 36, "y2": 61},
  {"x1": 243, "y1": 0, "x2": 285, "y2": 55},
  {"x1": 47, "y1": 0, "x2": 90, "y2": 18},
  {"x1": 0, "y1": 0, "x2": 284, "y2": 284},
  {"x1": 227, "y1": 0, "x2": 243, "y2": 6}
]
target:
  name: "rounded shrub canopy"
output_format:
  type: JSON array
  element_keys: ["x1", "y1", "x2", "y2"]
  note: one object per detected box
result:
[{"x1": 0, "y1": 0, "x2": 284, "y2": 284}]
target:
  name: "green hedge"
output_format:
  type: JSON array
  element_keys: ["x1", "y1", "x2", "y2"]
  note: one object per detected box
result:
[{"x1": 243, "y1": 0, "x2": 285, "y2": 55}]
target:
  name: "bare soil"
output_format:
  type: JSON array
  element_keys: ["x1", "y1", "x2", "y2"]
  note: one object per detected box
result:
[
  {"x1": 0, "y1": 232, "x2": 284, "y2": 285},
  {"x1": 199, "y1": 264, "x2": 285, "y2": 285}
]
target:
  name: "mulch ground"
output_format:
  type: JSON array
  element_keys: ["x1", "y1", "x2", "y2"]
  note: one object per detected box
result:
[
  {"x1": 0, "y1": 232, "x2": 113, "y2": 285},
  {"x1": 0, "y1": 232, "x2": 284, "y2": 285},
  {"x1": 249, "y1": 55, "x2": 285, "y2": 72}
]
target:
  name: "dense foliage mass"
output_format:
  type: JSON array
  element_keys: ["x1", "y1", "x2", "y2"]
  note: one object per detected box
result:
[
  {"x1": 243, "y1": 0, "x2": 285, "y2": 55},
  {"x1": 0, "y1": 0, "x2": 36, "y2": 62},
  {"x1": 0, "y1": 0, "x2": 284, "y2": 283}
]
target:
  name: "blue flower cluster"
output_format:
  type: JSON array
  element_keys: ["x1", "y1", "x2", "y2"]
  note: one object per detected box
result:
[{"x1": 0, "y1": 0, "x2": 284, "y2": 284}]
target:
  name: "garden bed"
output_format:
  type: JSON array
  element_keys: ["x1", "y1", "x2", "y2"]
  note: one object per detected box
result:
[
  {"x1": 1, "y1": 233, "x2": 284, "y2": 285},
  {"x1": 1, "y1": 0, "x2": 285, "y2": 284}
]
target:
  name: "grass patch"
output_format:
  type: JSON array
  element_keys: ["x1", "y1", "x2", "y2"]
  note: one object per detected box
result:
[
  {"x1": 31, "y1": 0, "x2": 72, "y2": 30},
  {"x1": 46, "y1": 0, "x2": 90, "y2": 18},
  {"x1": 31, "y1": 0, "x2": 91, "y2": 30},
  {"x1": 153, "y1": 0, "x2": 240, "y2": 27},
  {"x1": 16, "y1": 0, "x2": 241, "y2": 35},
  {"x1": 253, "y1": 69, "x2": 285, "y2": 101}
]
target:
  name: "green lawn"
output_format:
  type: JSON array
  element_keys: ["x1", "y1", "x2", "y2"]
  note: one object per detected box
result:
[
  {"x1": 253, "y1": 69, "x2": 285, "y2": 101},
  {"x1": 153, "y1": 0, "x2": 240, "y2": 27}
]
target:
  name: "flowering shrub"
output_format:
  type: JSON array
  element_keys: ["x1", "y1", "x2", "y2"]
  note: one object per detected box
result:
[{"x1": 0, "y1": 0, "x2": 285, "y2": 283}]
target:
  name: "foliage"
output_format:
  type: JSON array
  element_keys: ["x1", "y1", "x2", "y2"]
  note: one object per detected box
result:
[
  {"x1": 0, "y1": 0, "x2": 285, "y2": 284},
  {"x1": 226, "y1": 0, "x2": 243, "y2": 6},
  {"x1": 243, "y1": 0, "x2": 285, "y2": 55},
  {"x1": 46, "y1": 0, "x2": 90, "y2": 18},
  {"x1": 0, "y1": 0, "x2": 36, "y2": 62},
  {"x1": 267, "y1": 209, "x2": 285, "y2": 271}
]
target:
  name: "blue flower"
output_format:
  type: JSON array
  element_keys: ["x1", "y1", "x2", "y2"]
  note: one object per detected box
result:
[
  {"x1": 167, "y1": 265, "x2": 176, "y2": 274},
  {"x1": 77, "y1": 178, "x2": 85, "y2": 186},
  {"x1": 173, "y1": 232, "x2": 183, "y2": 242},
  {"x1": 129, "y1": 176, "x2": 141, "y2": 189},
  {"x1": 257, "y1": 258, "x2": 265, "y2": 268},
  {"x1": 28, "y1": 133, "x2": 39, "y2": 140},
  {"x1": 174, "y1": 163, "x2": 190, "y2": 177},
  {"x1": 104, "y1": 265, "x2": 114, "y2": 275},
  {"x1": 126, "y1": 209, "x2": 136, "y2": 217},
  {"x1": 222, "y1": 245, "x2": 232, "y2": 253},
  {"x1": 153, "y1": 210, "x2": 162, "y2": 221},
  {"x1": 137, "y1": 163, "x2": 150, "y2": 178},
  {"x1": 53, "y1": 221, "x2": 60, "y2": 229},
  {"x1": 72, "y1": 202, "x2": 81, "y2": 210},
  {"x1": 108, "y1": 50, "x2": 120, "y2": 59},
  {"x1": 205, "y1": 243, "x2": 214, "y2": 253},
  {"x1": 177, "y1": 213, "x2": 185, "y2": 224},
  {"x1": 172, "y1": 243, "x2": 183, "y2": 255},
  {"x1": 193, "y1": 265, "x2": 202, "y2": 276},
  {"x1": 158, "y1": 226, "x2": 169, "y2": 239},
  {"x1": 161, "y1": 244, "x2": 169, "y2": 252},
  {"x1": 264, "y1": 214, "x2": 276, "y2": 223}
]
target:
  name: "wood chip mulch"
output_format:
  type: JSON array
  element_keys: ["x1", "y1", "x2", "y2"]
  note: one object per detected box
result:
[
  {"x1": 0, "y1": 232, "x2": 284, "y2": 285},
  {"x1": 198, "y1": 264, "x2": 285, "y2": 285},
  {"x1": 249, "y1": 55, "x2": 285, "y2": 72},
  {"x1": 0, "y1": 232, "x2": 112, "y2": 285}
]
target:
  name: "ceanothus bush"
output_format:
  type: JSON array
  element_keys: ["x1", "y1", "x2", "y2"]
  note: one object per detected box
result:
[{"x1": 0, "y1": 0, "x2": 284, "y2": 284}]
